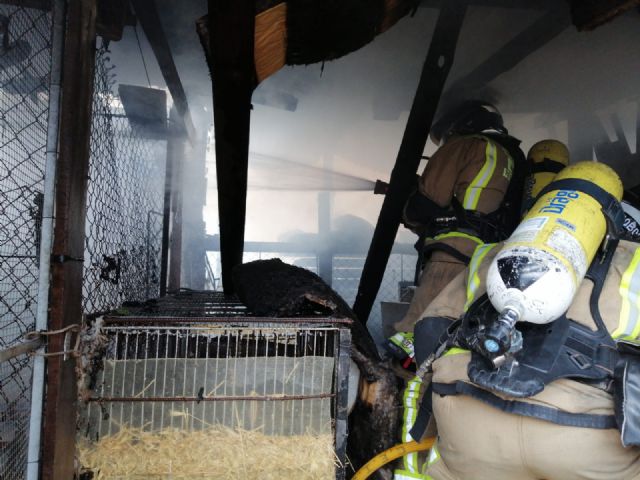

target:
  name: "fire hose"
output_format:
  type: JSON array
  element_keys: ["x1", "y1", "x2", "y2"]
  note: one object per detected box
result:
[{"x1": 351, "y1": 437, "x2": 435, "y2": 480}]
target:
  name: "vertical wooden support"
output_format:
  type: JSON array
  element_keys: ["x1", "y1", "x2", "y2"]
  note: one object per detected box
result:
[
  {"x1": 352, "y1": 1, "x2": 467, "y2": 324},
  {"x1": 159, "y1": 132, "x2": 173, "y2": 296},
  {"x1": 160, "y1": 108, "x2": 187, "y2": 294},
  {"x1": 41, "y1": 0, "x2": 96, "y2": 478},
  {"x1": 181, "y1": 137, "x2": 209, "y2": 290},
  {"x1": 167, "y1": 137, "x2": 184, "y2": 292},
  {"x1": 318, "y1": 191, "x2": 332, "y2": 286},
  {"x1": 208, "y1": 0, "x2": 255, "y2": 294}
]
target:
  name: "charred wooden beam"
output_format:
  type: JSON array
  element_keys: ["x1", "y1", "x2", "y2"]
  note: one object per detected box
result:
[
  {"x1": 570, "y1": 0, "x2": 640, "y2": 31},
  {"x1": 353, "y1": 1, "x2": 468, "y2": 324},
  {"x1": 0, "y1": 0, "x2": 50, "y2": 9},
  {"x1": 419, "y1": 0, "x2": 555, "y2": 9},
  {"x1": 95, "y1": 0, "x2": 133, "y2": 41},
  {"x1": 130, "y1": 0, "x2": 195, "y2": 140},
  {"x1": 207, "y1": 0, "x2": 256, "y2": 294},
  {"x1": 41, "y1": 1, "x2": 97, "y2": 478},
  {"x1": 442, "y1": 3, "x2": 570, "y2": 104}
]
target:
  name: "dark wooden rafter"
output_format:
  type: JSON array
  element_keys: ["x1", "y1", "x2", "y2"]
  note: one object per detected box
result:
[
  {"x1": 419, "y1": 0, "x2": 556, "y2": 9},
  {"x1": 442, "y1": 2, "x2": 570, "y2": 104},
  {"x1": 130, "y1": 0, "x2": 195, "y2": 140},
  {"x1": 41, "y1": 1, "x2": 97, "y2": 478},
  {"x1": 352, "y1": 1, "x2": 468, "y2": 324},
  {"x1": 208, "y1": 0, "x2": 256, "y2": 294},
  {"x1": 0, "y1": 0, "x2": 51, "y2": 9},
  {"x1": 570, "y1": 0, "x2": 640, "y2": 31}
]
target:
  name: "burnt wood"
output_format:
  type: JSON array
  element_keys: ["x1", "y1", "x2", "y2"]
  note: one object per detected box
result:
[
  {"x1": 353, "y1": 1, "x2": 467, "y2": 324},
  {"x1": 205, "y1": 0, "x2": 256, "y2": 294},
  {"x1": 42, "y1": 0, "x2": 97, "y2": 478},
  {"x1": 0, "y1": 0, "x2": 50, "y2": 9},
  {"x1": 569, "y1": 0, "x2": 640, "y2": 31},
  {"x1": 95, "y1": 0, "x2": 131, "y2": 40}
]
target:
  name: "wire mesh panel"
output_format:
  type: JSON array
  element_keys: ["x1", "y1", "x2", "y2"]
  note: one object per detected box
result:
[
  {"x1": 83, "y1": 41, "x2": 167, "y2": 315},
  {"x1": 0, "y1": 4, "x2": 53, "y2": 478},
  {"x1": 76, "y1": 318, "x2": 350, "y2": 479}
]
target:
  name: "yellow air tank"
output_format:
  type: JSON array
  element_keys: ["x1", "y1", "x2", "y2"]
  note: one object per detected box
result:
[
  {"x1": 486, "y1": 161, "x2": 623, "y2": 326},
  {"x1": 522, "y1": 140, "x2": 570, "y2": 214}
]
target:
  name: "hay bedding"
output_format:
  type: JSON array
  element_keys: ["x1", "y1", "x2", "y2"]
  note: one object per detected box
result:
[{"x1": 78, "y1": 426, "x2": 336, "y2": 479}]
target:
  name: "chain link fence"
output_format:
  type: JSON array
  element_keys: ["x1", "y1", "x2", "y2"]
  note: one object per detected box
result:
[
  {"x1": 0, "y1": 4, "x2": 52, "y2": 478},
  {"x1": 82, "y1": 41, "x2": 167, "y2": 316}
]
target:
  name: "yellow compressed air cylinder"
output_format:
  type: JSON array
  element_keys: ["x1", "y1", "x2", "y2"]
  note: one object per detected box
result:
[
  {"x1": 487, "y1": 161, "x2": 623, "y2": 324},
  {"x1": 522, "y1": 140, "x2": 570, "y2": 210}
]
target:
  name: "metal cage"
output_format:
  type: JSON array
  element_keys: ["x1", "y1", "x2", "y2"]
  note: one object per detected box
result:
[{"x1": 76, "y1": 293, "x2": 351, "y2": 479}]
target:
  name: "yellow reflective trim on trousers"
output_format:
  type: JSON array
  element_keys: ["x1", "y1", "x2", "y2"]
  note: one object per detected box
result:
[
  {"x1": 613, "y1": 247, "x2": 640, "y2": 341},
  {"x1": 401, "y1": 377, "x2": 423, "y2": 473},
  {"x1": 426, "y1": 442, "x2": 440, "y2": 466},
  {"x1": 394, "y1": 469, "x2": 428, "y2": 480},
  {"x1": 462, "y1": 141, "x2": 497, "y2": 210},
  {"x1": 464, "y1": 243, "x2": 497, "y2": 312},
  {"x1": 443, "y1": 347, "x2": 468, "y2": 357},
  {"x1": 433, "y1": 231, "x2": 483, "y2": 245}
]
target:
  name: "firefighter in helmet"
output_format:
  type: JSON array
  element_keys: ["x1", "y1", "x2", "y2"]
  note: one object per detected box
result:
[{"x1": 388, "y1": 101, "x2": 525, "y2": 364}]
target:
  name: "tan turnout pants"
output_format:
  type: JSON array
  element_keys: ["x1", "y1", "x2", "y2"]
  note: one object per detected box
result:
[
  {"x1": 425, "y1": 394, "x2": 640, "y2": 480},
  {"x1": 394, "y1": 251, "x2": 468, "y2": 334}
]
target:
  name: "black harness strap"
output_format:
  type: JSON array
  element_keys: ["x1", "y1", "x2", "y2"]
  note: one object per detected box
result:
[
  {"x1": 528, "y1": 159, "x2": 566, "y2": 175},
  {"x1": 422, "y1": 241, "x2": 471, "y2": 265},
  {"x1": 432, "y1": 381, "x2": 617, "y2": 429},
  {"x1": 585, "y1": 239, "x2": 617, "y2": 333},
  {"x1": 409, "y1": 382, "x2": 433, "y2": 441},
  {"x1": 535, "y1": 178, "x2": 625, "y2": 237}
]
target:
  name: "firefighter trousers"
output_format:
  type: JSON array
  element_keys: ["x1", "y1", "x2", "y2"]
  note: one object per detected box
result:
[{"x1": 425, "y1": 394, "x2": 640, "y2": 480}]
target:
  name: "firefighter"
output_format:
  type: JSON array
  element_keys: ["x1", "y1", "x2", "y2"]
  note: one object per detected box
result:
[
  {"x1": 410, "y1": 162, "x2": 640, "y2": 480},
  {"x1": 392, "y1": 100, "x2": 525, "y2": 337},
  {"x1": 391, "y1": 140, "x2": 571, "y2": 480}
]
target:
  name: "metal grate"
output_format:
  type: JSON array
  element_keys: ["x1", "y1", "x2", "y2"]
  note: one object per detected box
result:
[
  {"x1": 0, "y1": 4, "x2": 53, "y2": 479},
  {"x1": 77, "y1": 316, "x2": 351, "y2": 479},
  {"x1": 82, "y1": 40, "x2": 167, "y2": 316}
]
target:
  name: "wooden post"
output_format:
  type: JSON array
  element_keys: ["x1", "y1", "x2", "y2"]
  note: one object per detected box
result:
[
  {"x1": 41, "y1": 0, "x2": 96, "y2": 478},
  {"x1": 352, "y1": 1, "x2": 467, "y2": 324},
  {"x1": 208, "y1": 0, "x2": 255, "y2": 294}
]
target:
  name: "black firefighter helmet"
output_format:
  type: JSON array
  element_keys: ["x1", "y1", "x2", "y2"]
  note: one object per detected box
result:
[{"x1": 431, "y1": 100, "x2": 507, "y2": 145}]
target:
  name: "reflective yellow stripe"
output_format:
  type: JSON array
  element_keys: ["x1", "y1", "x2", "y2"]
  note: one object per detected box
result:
[
  {"x1": 401, "y1": 377, "x2": 423, "y2": 473},
  {"x1": 464, "y1": 243, "x2": 497, "y2": 312},
  {"x1": 426, "y1": 442, "x2": 440, "y2": 466},
  {"x1": 613, "y1": 247, "x2": 640, "y2": 341},
  {"x1": 462, "y1": 141, "x2": 497, "y2": 210},
  {"x1": 394, "y1": 470, "x2": 428, "y2": 480},
  {"x1": 443, "y1": 347, "x2": 468, "y2": 357},
  {"x1": 433, "y1": 231, "x2": 483, "y2": 244}
]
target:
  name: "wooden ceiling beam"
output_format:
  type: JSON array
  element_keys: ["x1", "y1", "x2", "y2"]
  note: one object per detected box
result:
[
  {"x1": 130, "y1": 0, "x2": 195, "y2": 140},
  {"x1": 442, "y1": 2, "x2": 570, "y2": 105}
]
